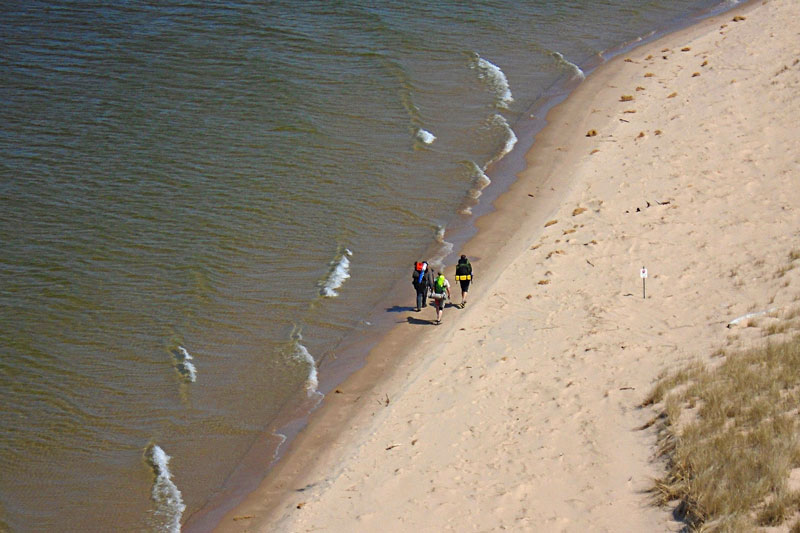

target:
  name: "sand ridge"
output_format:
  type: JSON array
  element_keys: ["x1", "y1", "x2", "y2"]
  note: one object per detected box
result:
[{"x1": 218, "y1": 0, "x2": 800, "y2": 531}]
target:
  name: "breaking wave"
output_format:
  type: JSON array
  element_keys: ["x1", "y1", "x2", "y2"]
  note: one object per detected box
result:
[
  {"x1": 295, "y1": 341, "x2": 319, "y2": 396},
  {"x1": 415, "y1": 128, "x2": 436, "y2": 144},
  {"x1": 471, "y1": 161, "x2": 492, "y2": 190},
  {"x1": 550, "y1": 51, "x2": 585, "y2": 82},
  {"x1": 289, "y1": 329, "x2": 321, "y2": 398},
  {"x1": 320, "y1": 248, "x2": 352, "y2": 298},
  {"x1": 173, "y1": 346, "x2": 197, "y2": 383},
  {"x1": 459, "y1": 112, "x2": 514, "y2": 215},
  {"x1": 473, "y1": 54, "x2": 514, "y2": 109},
  {"x1": 145, "y1": 444, "x2": 185, "y2": 533},
  {"x1": 460, "y1": 162, "x2": 493, "y2": 215},
  {"x1": 485, "y1": 114, "x2": 518, "y2": 168},
  {"x1": 429, "y1": 226, "x2": 455, "y2": 269}
]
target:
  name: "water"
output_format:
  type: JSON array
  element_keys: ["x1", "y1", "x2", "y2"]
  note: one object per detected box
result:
[{"x1": 0, "y1": 0, "x2": 740, "y2": 530}]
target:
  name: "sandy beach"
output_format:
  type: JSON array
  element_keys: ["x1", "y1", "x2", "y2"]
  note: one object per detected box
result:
[{"x1": 217, "y1": 0, "x2": 800, "y2": 530}]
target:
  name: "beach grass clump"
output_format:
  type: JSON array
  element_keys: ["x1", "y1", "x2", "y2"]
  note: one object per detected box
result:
[
  {"x1": 647, "y1": 335, "x2": 800, "y2": 531},
  {"x1": 776, "y1": 263, "x2": 795, "y2": 278},
  {"x1": 765, "y1": 321, "x2": 793, "y2": 336},
  {"x1": 773, "y1": 250, "x2": 800, "y2": 279}
]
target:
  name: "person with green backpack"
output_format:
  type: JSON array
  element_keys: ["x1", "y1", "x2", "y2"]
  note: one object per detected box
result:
[{"x1": 430, "y1": 271, "x2": 451, "y2": 325}]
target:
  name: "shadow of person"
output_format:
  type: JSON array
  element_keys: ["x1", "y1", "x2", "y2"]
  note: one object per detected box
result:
[
  {"x1": 387, "y1": 305, "x2": 416, "y2": 313},
  {"x1": 406, "y1": 316, "x2": 433, "y2": 326}
]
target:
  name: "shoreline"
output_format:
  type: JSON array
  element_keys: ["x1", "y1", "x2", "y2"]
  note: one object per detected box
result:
[{"x1": 210, "y1": 0, "x2": 800, "y2": 529}]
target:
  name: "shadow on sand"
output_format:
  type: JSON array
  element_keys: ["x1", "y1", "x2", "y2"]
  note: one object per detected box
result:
[
  {"x1": 406, "y1": 316, "x2": 435, "y2": 326},
  {"x1": 386, "y1": 305, "x2": 417, "y2": 313}
]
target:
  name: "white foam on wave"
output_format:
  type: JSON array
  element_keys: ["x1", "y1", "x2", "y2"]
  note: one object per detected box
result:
[
  {"x1": 294, "y1": 342, "x2": 319, "y2": 396},
  {"x1": 460, "y1": 161, "x2": 493, "y2": 215},
  {"x1": 290, "y1": 328, "x2": 321, "y2": 398},
  {"x1": 550, "y1": 51, "x2": 585, "y2": 82},
  {"x1": 272, "y1": 432, "x2": 288, "y2": 460},
  {"x1": 474, "y1": 55, "x2": 514, "y2": 109},
  {"x1": 320, "y1": 248, "x2": 352, "y2": 298},
  {"x1": 174, "y1": 346, "x2": 197, "y2": 383},
  {"x1": 146, "y1": 444, "x2": 185, "y2": 533},
  {"x1": 486, "y1": 114, "x2": 518, "y2": 167},
  {"x1": 461, "y1": 116, "x2": 514, "y2": 215},
  {"x1": 415, "y1": 128, "x2": 436, "y2": 144},
  {"x1": 471, "y1": 160, "x2": 492, "y2": 188},
  {"x1": 429, "y1": 226, "x2": 454, "y2": 268}
]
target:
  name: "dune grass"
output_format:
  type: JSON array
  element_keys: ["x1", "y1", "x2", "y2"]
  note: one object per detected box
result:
[
  {"x1": 643, "y1": 335, "x2": 800, "y2": 532},
  {"x1": 645, "y1": 250, "x2": 800, "y2": 531}
]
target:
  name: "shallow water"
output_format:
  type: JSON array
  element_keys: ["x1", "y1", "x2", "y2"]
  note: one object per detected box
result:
[{"x1": 0, "y1": 0, "x2": 739, "y2": 530}]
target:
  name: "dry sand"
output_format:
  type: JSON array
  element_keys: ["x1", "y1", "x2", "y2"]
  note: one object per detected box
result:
[{"x1": 217, "y1": 0, "x2": 800, "y2": 530}]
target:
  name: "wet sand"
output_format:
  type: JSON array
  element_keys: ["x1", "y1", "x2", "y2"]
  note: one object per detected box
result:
[{"x1": 216, "y1": 0, "x2": 800, "y2": 530}]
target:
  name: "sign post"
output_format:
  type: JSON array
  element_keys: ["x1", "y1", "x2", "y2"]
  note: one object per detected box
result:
[{"x1": 640, "y1": 266, "x2": 648, "y2": 299}]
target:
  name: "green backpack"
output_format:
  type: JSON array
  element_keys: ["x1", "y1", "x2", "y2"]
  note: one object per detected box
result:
[{"x1": 434, "y1": 274, "x2": 446, "y2": 294}]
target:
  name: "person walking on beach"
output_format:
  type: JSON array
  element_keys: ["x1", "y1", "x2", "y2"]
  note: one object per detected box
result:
[
  {"x1": 454, "y1": 254, "x2": 473, "y2": 309},
  {"x1": 431, "y1": 271, "x2": 451, "y2": 325},
  {"x1": 412, "y1": 260, "x2": 434, "y2": 312}
]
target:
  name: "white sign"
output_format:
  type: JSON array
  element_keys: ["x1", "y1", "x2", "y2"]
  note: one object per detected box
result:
[{"x1": 640, "y1": 267, "x2": 648, "y2": 279}]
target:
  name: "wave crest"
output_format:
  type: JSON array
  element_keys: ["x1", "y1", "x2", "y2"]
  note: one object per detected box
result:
[
  {"x1": 320, "y1": 248, "x2": 352, "y2": 298},
  {"x1": 429, "y1": 226, "x2": 454, "y2": 268},
  {"x1": 289, "y1": 329, "x2": 321, "y2": 398},
  {"x1": 550, "y1": 51, "x2": 585, "y2": 82},
  {"x1": 460, "y1": 161, "x2": 493, "y2": 215},
  {"x1": 473, "y1": 55, "x2": 514, "y2": 109},
  {"x1": 145, "y1": 444, "x2": 185, "y2": 533},
  {"x1": 173, "y1": 346, "x2": 197, "y2": 383},
  {"x1": 415, "y1": 128, "x2": 436, "y2": 145},
  {"x1": 486, "y1": 114, "x2": 518, "y2": 168},
  {"x1": 295, "y1": 341, "x2": 319, "y2": 396}
]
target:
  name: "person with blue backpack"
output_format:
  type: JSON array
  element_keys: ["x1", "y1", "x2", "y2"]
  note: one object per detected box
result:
[{"x1": 412, "y1": 260, "x2": 434, "y2": 312}]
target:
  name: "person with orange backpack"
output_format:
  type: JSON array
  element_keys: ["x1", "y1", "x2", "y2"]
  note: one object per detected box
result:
[{"x1": 412, "y1": 260, "x2": 434, "y2": 312}]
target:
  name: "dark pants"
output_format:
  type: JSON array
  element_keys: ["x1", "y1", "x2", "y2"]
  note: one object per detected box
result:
[{"x1": 415, "y1": 286, "x2": 428, "y2": 309}]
